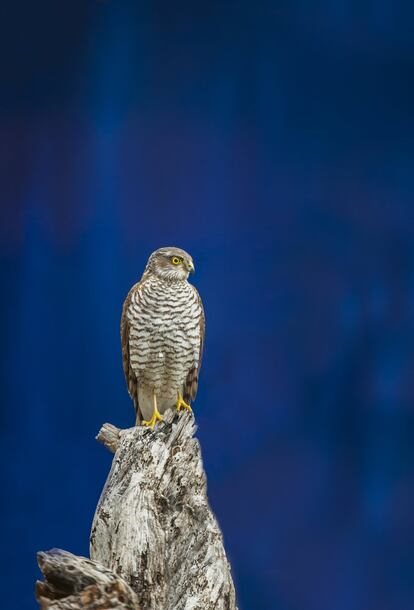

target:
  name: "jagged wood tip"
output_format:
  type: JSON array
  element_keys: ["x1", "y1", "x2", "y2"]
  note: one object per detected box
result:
[
  {"x1": 96, "y1": 422, "x2": 122, "y2": 453},
  {"x1": 36, "y1": 548, "x2": 140, "y2": 610}
]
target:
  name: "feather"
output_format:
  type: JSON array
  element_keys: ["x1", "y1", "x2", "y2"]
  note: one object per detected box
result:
[
  {"x1": 120, "y1": 281, "x2": 142, "y2": 422},
  {"x1": 183, "y1": 286, "x2": 205, "y2": 404}
]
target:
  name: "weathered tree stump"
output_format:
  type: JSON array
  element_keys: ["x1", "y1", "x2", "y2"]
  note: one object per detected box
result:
[
  {"x1": 91, "y1": 410, "x2": 237, "y2": 610},
  {"x1": 36, "y1": 410, "x2": 237, "y2": 610}
]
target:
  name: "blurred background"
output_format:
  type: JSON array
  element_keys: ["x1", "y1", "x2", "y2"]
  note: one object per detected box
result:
[{"x1": 1, "y1": 2, "x2": 414, "y2": 609}]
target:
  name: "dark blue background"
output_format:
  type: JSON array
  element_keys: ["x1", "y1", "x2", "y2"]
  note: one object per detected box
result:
[{"x1": 1, "y1": 2, "x2": 414, "y2": 609}]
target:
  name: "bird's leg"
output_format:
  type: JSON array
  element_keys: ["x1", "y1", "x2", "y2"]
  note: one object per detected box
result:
[
  {"x1": 142, "y1": 391, "x2": 164, "y2": 429},
  {"x1": 176, "y1": 391, "x2": 192, "y2": 413}
]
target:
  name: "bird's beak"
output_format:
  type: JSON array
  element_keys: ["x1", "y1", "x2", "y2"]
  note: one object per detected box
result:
[{"x1": 187, "y1": 260, "x2": 195, "y2": 274}]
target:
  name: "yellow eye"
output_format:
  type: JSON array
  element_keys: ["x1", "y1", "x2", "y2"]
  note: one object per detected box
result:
[{"x1": 171, "y1": 256, "x2": 182, "y2": 265}]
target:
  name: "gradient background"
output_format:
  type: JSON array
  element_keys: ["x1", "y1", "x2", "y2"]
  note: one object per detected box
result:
[{"x1": 1, "y1": 2, "x2": 414, "y2": 609}]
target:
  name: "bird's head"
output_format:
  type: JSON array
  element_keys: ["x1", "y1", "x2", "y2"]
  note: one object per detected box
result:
[{"x1": 145, "y1": 247, "x2": 195, "y2": 281}]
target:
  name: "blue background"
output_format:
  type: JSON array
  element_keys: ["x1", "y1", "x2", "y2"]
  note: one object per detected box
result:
[{"x1": 1, "y1": 2, "x2": 414, "y2": 609}]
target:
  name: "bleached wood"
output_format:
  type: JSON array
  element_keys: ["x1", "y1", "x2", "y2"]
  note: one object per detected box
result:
[
  {"x1": 90, "y1": 410, "x2": 238, "y2": 610},
  {"x1": 96, "y1": 422, "x2": 121, "y2": 452},
  {"x1": 36, "y1": 548, "x2": 140, "y2": 610}
]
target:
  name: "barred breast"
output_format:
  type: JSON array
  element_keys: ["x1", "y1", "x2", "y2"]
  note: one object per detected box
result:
[{"x1": 126, "y1": 275, "x2": 202, "y2": 420}]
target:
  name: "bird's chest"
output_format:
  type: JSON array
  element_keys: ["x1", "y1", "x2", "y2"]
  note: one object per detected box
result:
[
  {"x1": 129, "y1": 281, "x2": 198, "y2": 345},
  {"x1": 140, "y1": 289, "x2": 189, "y2": 331},
  {"x1": 127, "y1": 279, "x2": 201, "y2": 387}
]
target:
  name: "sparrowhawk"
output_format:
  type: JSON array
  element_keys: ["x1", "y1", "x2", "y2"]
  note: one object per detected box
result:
[{"x1": 121, "y1": 247, "x2": 205, "y2": 428}]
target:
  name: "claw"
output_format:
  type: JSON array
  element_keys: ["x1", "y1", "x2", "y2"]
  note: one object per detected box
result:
[
  {"x1": 142, "y1": 408, "x2": 163, "y2": 429},
  {"x1": 142, "y1": 391, "x2": 164, "y2": 429},
  {"x1": 176, "y1": 392, "x2": 192, "y2": 413}
]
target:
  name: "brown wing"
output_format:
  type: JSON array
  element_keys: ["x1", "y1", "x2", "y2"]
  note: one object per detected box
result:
[
  {"x1": 120, "y1": 281, "x2": 142, "y2": 422},
  {"x1": 183, "y1": 288, "x2": 205, "y2": 405}
]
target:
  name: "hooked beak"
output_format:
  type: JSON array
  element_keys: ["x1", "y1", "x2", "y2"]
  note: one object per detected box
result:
[{"x1": 187, "y1": 260, "x2": 195, "y2": 274}]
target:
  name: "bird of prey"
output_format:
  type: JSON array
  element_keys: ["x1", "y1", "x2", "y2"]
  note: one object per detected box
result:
[{"x1": 121, "y1": 247, "x2": 205, "y2": 428}]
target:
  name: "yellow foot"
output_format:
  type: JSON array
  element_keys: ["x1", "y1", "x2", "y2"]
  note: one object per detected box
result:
[
  {"x1": 176, "y1": 393, "x2": 192, "y2": 413},
  {"x1": 142, "y1": 407, "x2": 163, "y2": 429}
]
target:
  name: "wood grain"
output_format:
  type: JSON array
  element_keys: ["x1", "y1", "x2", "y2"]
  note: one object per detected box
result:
[{"x1": 91, "y1": 410, "x2": 237, "y2": 610}]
